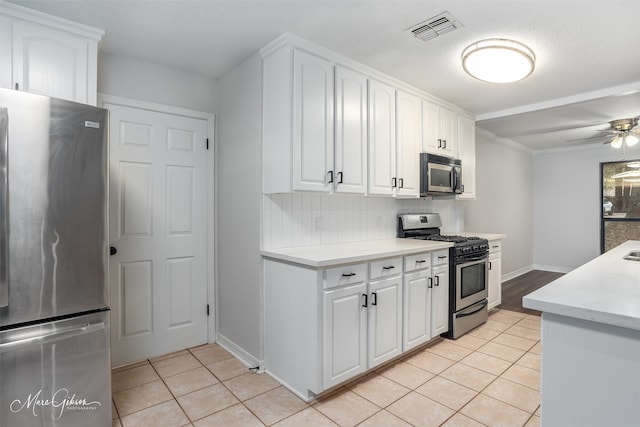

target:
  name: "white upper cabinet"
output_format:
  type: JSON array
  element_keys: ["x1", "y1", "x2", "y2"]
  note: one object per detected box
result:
[
  {"x1": 395, "y1": 90, "x2": 422, "y2": 198},
  {"x1": 334, "y1": 66, "x2": 367, "y2": 194},
  {"x1": 368, "y1": 79, "x2": 396, "y2": 196},
  {"x1": 0, "y1": 1, "x2": 103, "y2": 105},
  {"x1": 293, "y1": 49, "x2": 335, "y2": 192},
  {"x1": 422, "y1": 100, "x2": 458, "y2": 158},
  {"x1": 263, "y1": 46, "x2": 334, "y2": 193},
  {"x1": 261, "y1": 34, "x2": 474, "y2": 196},
  {"x1": 457, "y1": 115, "x2": 477, "y2": 199}
]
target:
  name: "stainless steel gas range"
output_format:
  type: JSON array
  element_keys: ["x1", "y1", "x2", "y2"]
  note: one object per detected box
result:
[{"x1": 398, "y1": 213, "x2": 489, "y2": 339}]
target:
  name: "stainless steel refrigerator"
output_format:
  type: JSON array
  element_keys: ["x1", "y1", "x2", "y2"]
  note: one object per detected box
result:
[{"x1": 0, "y1": 88, "x2": 111, "y2": 426}]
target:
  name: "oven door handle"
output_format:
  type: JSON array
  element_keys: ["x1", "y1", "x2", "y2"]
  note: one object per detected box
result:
[
  {"x1": 458, "y1": 254, "x2": 488, "y2": 263},
  {"x1": 456, "y1": 300, "x2": 488, "y2": 318}
]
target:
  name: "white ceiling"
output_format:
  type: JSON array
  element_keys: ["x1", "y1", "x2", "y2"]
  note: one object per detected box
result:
[{"x1": 8, "y1": 0, "x2": 640, "y2": 151}]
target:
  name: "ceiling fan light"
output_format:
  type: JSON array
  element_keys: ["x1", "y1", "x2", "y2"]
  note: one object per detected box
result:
[
  {"x1": 625, "y1": 134, "x2": 639, "y2": 147},
  {"x1": 611, "y1": 135, "x2": 623, "y2": 149},
  {"x1": 461, "y1": 38, "x2": 535, "y2": 83}
]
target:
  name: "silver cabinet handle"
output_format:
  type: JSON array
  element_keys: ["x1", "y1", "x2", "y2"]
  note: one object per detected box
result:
[{"x1": 0, "y1": 108, "x2": 8, "y2": 308}]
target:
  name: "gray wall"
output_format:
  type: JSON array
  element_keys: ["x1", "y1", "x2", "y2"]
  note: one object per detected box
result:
[
  {"x1": 463, "y1": 130, "x2": 534, "y2": 279},
  {"x1": 533, "y1": 143, "x2": 640, "y2": 271},
  {"x1": 215, "y1": 53, "x2": 263, "y2": 363},
  {"x1": 98, "y1": 52, "x2": 217, "y2": 112}
]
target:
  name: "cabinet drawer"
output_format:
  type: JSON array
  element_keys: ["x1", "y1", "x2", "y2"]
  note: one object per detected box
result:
[
  {"x1": 404, "y1": 252, "x2": 431, "y2": 272},
  {"x1": 489, "y1": 241, "x2": 502, "y2": 253},
  {"x1": 324, "y1": 263, "x2": 367, "y2": 289},
  {"x1": 369, "y1": 257, "x2": 402, "y2": 279},
  {"x1": 432, "y1": 249, "x2": 449, "y2": 266}
]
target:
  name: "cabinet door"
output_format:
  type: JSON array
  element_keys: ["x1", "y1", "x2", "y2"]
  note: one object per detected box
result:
[
  {"x1": 11, "y1": 21, "x2": 89, "y2": 104},
  {"x1": 431, "y1": 265, "x2": 450, "y2": 336},
  {"x1": 422, "y1": 100, "x2": 440, "y2": 153},
  {"x1": 368, "y1": 275, "x2": 403, "y2": 368},
  {"x1": 488, "y1": 252, "x2": 502, "y2": 309},
  {"x1": 457, "y1": 115, "x2": 476, "y2": 199},
  {"x1": 368, "y1": 79, "x2": 396, "y2": 196},
  {"x1": 396, "y1": 90, "x2": 421, "y2": 197},
  {"x1": 293, "y1": 49, "x2": 334, "y2": 192},
  {"x1": 439, "y1": 107, "x2": 458, "y2": 158},
  {"x1": 323, "y1": 282, "x2": 367, "y2": 389},
  {"x1": 403, "y1": 269, "x2": 432, "y2": 351},
  {"x1": 335, "y1": 66, "x2": 367, "y2": 194}
]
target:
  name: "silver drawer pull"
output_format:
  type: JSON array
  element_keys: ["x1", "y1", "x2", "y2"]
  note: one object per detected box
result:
[{"x1": 438, "y1": 256, "x2": 447, "y2": 259}]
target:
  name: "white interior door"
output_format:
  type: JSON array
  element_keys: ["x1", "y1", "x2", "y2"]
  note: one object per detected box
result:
[{"x1": 106, "y1": 102, "x2": 210, "y2": 367}]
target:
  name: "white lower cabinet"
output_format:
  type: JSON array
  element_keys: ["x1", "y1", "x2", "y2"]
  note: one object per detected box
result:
[
  {"x1": 488, "y1": 240, "x2": 502, "y2": 309},
  {"x1": 431, "y1": 264, "x2": 449, "y2": 336},
  {"x1": 323, "y1": 282, "x2": 367, "y2": 389},
  {"x1": 403, "y1": 268, "x2": 432, "y2": 351},
  {"x1": 264, "y1": 248, "x2": 449, "y2": 401},
  {"x1": 367, "y1": 274, "x2": 402, "y2": 368},
  {"x1": 324, "y1": 260, "x2": 402, "y2": 389},
  {"x1": 403, "y1": 251, "x2": 449, "y2": 351}
]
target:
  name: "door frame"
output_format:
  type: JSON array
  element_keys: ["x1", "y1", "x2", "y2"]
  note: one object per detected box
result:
[{"x1": 97, "y1": 93, "x2": 216, "y2": 344}]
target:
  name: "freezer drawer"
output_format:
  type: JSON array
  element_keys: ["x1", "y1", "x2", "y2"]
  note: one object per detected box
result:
[{"x1": 0, "y1": 310, "x2": 111, "y2": 426}]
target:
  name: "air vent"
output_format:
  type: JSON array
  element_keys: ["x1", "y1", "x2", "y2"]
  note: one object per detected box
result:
[{"x1": 407, "y1": 12, "x2": 462, "y2": 42}]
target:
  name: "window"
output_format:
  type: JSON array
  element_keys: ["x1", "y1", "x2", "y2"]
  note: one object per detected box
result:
[{"x1": 601, "y1": 160, "x2": 640, "y2": 252}]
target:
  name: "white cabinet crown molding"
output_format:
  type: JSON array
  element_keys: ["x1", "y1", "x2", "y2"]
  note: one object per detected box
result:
[
  {"x1": 0, "y1": 0, "x2": 104, "y2": 41},
  {"x1": 260, "y1": 32, "x2": 475, "y2": 119}
]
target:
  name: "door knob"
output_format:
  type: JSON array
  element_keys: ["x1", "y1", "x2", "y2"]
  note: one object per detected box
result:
[{"x1": 110, "y1": 246, "x2": 117, "y2": 256}]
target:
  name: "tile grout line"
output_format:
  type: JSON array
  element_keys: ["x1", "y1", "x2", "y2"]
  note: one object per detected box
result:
[{"x1": 112, "y1": 309, "x2": 540, "y2": 427}]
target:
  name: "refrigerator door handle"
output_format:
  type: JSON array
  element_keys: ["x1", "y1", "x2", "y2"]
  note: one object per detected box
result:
[
  {"x1": 0, "y1": 321, "x2": 105, "y2": 354},
  {"x1": 0, "y1": 108, "x2": 7, "y2": 307}
]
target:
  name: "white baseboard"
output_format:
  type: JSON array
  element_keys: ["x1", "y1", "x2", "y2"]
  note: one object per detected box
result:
[
  {"x1": 500, "y1": 264, "x2": 573, "y2": 283},
  {"x1": 532, "y1": 264, "x2": 573, "y2": 274},
  {"x1": 501, "y1": 265, "x2": 534, "y2": 282},
  {"x1": 215, "y1": 333, "x2": 263, "y2": 370}
]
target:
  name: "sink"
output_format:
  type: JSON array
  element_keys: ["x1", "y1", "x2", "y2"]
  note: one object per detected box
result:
[{"x1": 623, "y1": 251, "x2": 640, "y2": 261}]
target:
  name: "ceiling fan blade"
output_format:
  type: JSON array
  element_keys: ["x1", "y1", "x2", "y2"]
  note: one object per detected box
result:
[{"x1": 565, "y1": 134, "x2": 615, "y2": 143}]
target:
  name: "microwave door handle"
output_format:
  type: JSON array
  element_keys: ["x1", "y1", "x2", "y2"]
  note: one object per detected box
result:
[
  {"x1": 452, "y1": 168, "x2": 457, "y2": 192},
  {"x1": 0, "y1": 108, "x2": 7, "y2": 308}
]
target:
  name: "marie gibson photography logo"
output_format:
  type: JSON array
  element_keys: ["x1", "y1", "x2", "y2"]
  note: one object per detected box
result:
[{"x1": 9, "y1": 388, "x2": 102, "y2": 420}]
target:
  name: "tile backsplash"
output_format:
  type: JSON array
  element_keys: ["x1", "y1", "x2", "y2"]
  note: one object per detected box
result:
[{"x1": 262, "y1": 193, "x2": 464, "y2": 249}]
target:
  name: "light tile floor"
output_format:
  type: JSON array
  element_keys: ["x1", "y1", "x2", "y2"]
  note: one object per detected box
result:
[{"x1": 112, "y1": 309, "x2": 541, "y2": 427}]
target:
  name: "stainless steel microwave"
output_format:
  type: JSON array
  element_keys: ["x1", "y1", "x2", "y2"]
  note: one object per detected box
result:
[{"x1": 420, "y1": 153, "x2": 463, "y2": 196}]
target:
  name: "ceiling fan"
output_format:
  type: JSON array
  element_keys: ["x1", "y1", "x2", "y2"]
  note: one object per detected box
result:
[{"x1": 567, "y1": 117, "x2": 640, "y2": 148}]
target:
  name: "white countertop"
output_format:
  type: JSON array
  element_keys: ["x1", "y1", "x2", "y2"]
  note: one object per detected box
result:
[
  {"x1": 261, "y1": 238, "x2": 453, "y2": 268},
  {"x1": 523, "y1": 240, "x2": 640, "y2": 331}
]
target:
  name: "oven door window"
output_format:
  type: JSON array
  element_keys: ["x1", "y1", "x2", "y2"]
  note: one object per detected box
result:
[{"x1": 460, "y1": 262, "x2": 487, "y2": 298}]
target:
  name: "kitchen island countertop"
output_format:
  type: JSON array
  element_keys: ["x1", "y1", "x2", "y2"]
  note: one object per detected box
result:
[
  {"x1": 261, "y1": 238, "x2": 453, "y2": 268},
  {"x1": 523, "y1": 240, "x2": 640, "y2": 331}
]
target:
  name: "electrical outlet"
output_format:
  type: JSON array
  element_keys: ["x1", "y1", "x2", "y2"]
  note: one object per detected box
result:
[{"x1": 316, "y1": 216, "x2": 324, "y2": 232}]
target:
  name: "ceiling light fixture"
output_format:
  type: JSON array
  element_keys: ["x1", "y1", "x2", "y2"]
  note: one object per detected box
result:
[
  {"x1": 461, "y1": 38, "x2": 535, "y2": 83},
  {"x1": 610, "y1": 132, "x2": 639, "y2": 149}
]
